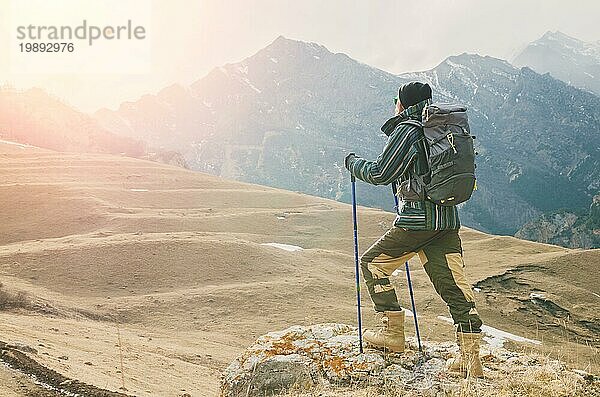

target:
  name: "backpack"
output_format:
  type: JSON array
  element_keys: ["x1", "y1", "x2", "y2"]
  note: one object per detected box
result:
[{"x1": 400, "y1": 103, "x2": 476, "y2": 206}]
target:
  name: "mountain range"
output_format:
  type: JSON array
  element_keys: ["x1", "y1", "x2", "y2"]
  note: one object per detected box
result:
[
  {"x1": 513, "y1": 31, "x2": 600, "y2": 96},
  {"x1": 94, "y1": 33, "x2": 600, "y2": 245},
  {"x1": 1, "y1": 32, "x2": 597, "y2": 247},
  {"x1": 0, "y1": 87, "x2": 145, "y2": 156},
  {"x1": 0, "y1": 87, "x2": 187, "y2": 167}
]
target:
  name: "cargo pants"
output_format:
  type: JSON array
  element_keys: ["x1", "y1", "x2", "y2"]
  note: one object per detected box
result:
[{"x1": 360, "y1": 227, "x2": 482, "y2": 333}]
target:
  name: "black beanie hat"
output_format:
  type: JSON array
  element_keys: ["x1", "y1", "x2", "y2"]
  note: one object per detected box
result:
[{"x1": 398, "y1": 82, "x2": 432, "y2": 108}]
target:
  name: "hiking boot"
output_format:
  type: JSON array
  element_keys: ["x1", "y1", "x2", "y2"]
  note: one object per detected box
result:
[
  {"x1": 448, "y1": 331, "x2": 484, "y2": 378},
  {"x1": 363, "y1": 310, "x2": 405, "y2": 352}
]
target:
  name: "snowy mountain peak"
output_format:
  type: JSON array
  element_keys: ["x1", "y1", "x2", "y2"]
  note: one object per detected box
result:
[
  {"x1": 262, "y1": 35, "x2": 331, "y2": 57},
  {"x1": 514, "y1": 31, "x2": 600, "y2": 95},
  {"x1": 537, "y1": 31, "x2": 600, "y2": 57},
  {"x1": 445, "y1": 53, "x2": 515, "y2": 70},
  {"x1": 540, "y1": 30, "x2": 581, "y2": 44}
]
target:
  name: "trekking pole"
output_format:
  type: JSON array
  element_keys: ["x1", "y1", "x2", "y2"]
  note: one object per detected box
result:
[
  {"x1": 391, "y1": 184, "x2": 423, "y2": 353},
  {"x1": 405, "y1": 260, "x2": 423, "y2": 353},
  {"x1": 350, "y1": 175, "x2": 364, "y2": 354}
]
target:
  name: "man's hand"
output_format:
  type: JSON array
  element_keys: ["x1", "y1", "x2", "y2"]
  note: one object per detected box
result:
[{"x1": 344, "y1": 152, "x2": 356, "y2": 170}]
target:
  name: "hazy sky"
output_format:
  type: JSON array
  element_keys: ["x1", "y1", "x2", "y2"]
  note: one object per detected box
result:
[{"x1": 1, "y1": 0, "x2": 599, "y2": 112}]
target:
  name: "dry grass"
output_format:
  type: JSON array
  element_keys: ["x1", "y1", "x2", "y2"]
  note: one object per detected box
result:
[
  {"x1": 0, "y1": 282, "x2": 30, "y2": 311},
  {"x1": 1, "y1": 144, "x2": 598, "y2": 396},
  {"x1": 281, "y1": 353, "x2": 597, "y2": 397}
]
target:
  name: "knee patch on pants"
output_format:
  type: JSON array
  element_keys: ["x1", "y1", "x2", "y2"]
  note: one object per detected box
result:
[
  {"x1": 445, "y1": 253, "x2": 475, "y2": 303},
  {"x1": 366, "y1": 252, "x2": 415, "y2": 277}
]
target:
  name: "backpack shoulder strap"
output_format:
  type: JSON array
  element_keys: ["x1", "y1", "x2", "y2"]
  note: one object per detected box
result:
[
  {"x1": 400, "y1": 119, "x2": 423, "y2": 129},
  {"x1": 400, "y1": 119, "x2": 429, "y2": 187}
]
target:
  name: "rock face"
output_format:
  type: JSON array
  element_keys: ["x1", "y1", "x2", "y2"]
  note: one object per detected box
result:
[
  {"x1": 516, "y1": 194, "x2": 600, "y2": 248},
  {"x1": 221, "y1": 324, "x2": 598, "y2": 397}
]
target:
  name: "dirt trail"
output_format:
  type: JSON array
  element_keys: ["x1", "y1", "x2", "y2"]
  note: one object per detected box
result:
[
  {"x1": 0, "y1": 341, "x2": 130, "y2": 396},
  {"x1": 0, "y1": 364, "x2": 59, "y2": 397}
]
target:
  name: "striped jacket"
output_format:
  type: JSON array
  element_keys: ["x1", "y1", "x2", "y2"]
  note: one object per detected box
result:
[{"x1": 347, "y1": 99, "x2": 460, "y2": 230}]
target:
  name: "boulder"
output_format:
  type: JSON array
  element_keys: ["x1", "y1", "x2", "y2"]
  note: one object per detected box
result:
[{"x1": 220, "y1": 323, "x2": 598, "y2": 397}]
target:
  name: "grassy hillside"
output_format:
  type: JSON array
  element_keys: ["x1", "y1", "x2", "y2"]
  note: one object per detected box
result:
[{"x1": 0, "y1": 141, "x2": 597, "y2": 396}]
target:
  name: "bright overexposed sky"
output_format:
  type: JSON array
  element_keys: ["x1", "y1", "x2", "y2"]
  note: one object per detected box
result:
[{"x1": 1, "y1": 0, "x2": 599, "y2": 112}]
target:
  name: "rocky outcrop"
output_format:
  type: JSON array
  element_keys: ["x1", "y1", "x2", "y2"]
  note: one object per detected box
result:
[
  {"x1": 516, "y1": 194, "x2": 600, "y2": 248},
  {"x1": 220, "y1": 324, "x2": 598, "y2": 397}
]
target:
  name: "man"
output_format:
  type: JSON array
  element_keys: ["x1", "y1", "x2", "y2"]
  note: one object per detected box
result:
[{"x1": 344, "y1": 82, "x2": 484, "y2": 378}]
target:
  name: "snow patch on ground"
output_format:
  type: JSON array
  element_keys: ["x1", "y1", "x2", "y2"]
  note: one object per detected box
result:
[
  {"x1": 261, "y1": 243, "x2": 304, "y2": 252},
  {"x1": 0, "y1": 140, "x2": 38, "y2": 149},
  {"x1": 529, "y1": 292, "x2": 547, "y2": 300},
  {"x1": 241, "y1": 77, "x2": 261, "y2": 93},
  {"x1": 445, "y1": 59, "x2": 468, "y2": 70},
  {"x1": 270, "y1": 57, "x2": 278, "y2": 63},
  {"x1": 437, "y1": 316, "x2": 541, "y2": 348}
]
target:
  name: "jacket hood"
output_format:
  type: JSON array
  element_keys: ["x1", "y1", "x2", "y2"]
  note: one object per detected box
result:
[{"x1": 380, "y1": 98, "x2": 431, "y2": 136}]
